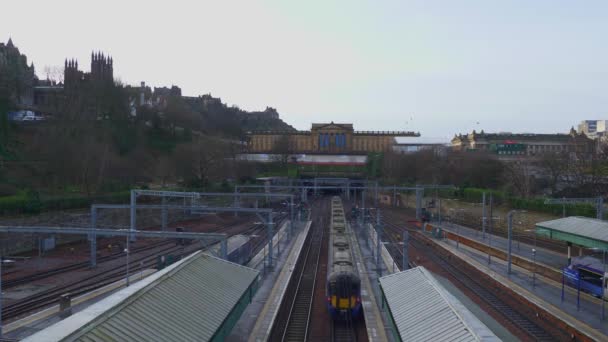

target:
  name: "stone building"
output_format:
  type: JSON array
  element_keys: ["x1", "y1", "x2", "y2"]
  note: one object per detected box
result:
[
  {"x1": 0, "y1": 38, "x2": 37, "y2": 106},
  {"x1": 64, "y1": 52, "x2": 114, "y2": 91},
  {"x1": 451, "y1": 128, "x2": 596, "y2": 157},
  {"x1": 247, "y1": 122, "x2": 419, "y2": 154}
]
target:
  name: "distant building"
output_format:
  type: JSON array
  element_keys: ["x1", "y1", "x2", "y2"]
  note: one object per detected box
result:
[
  {"x1": 451, "y1": 128, "x2": 595, "y2": 157},
  {"x1": 64, "y1": 52, "x2": 114, "y2": 91},
  {"x1": 578, "y1": 120, "x2": 608, "y2": 139},
  {"x1": 247, "y1": 122, "x2": 420, "y2": 154},
  {"x1": 391, "y1": 137, "x2": 448, "y2": 154},
  {"x1": 0, "y1": 38, "x2": 36, "y2": 106},
  {"x1": 152, "y1": 85, "x2": 182, "y2": 108}
]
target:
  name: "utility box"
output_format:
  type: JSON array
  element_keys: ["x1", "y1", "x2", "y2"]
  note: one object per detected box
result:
[
  {"x1": 432, "y1": 226, "x2": 443, "y2": 239},
  {"x1": 59, "y1": 293, "x2": 72, "y2": 318},
  {"x1": 42, "y1": 237, "x2": 56, "y2": 252}
]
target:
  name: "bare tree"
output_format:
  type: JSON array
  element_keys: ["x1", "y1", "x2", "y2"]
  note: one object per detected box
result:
[
  {"x1": 42, "y1": 65, "x2": 64, "y2": 84},
  {"x1": 536, "y1": 152, "x2": 568, "y2": 195},
  {"x1": 271, "y1": 134, "x2": 293, "y2": 167},
  {"x1": 176, "y1": 137, "x2": 229, "y2": 188},
  {"x1": 502, "y1": 159, "x2": 535, "y2": 198}
]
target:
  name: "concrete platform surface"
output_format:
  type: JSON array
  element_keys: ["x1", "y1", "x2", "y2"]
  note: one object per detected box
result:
[{"x1": 351, "y1": 222, "x2": 390, "y2": 342}]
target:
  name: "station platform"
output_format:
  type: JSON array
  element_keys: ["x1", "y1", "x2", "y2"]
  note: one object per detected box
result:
[
  {"x1": 350, "y1": 221, "x2": 391, "y2": 342},
  {"x1": 232, "y1": 220, "x2": 312, "y2": 342},
  {"x1": 435, "y1": 233, "x2": 608, "y2": 341},
  {"x1": 434, "y1": 220, "x2": 567, "y2": 269}
]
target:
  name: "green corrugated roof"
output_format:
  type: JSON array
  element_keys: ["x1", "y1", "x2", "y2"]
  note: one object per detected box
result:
[
  {"x1": 536, "y1": 216, "x2": 608, "y2": 249},
  {"x1": 26, "y1": 252, "x2": 259, "y2": 342}
]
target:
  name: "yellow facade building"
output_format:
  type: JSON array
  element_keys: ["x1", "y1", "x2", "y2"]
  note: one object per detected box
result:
[{"x1": 247, "y1": 122, "x2": 419, "y2": 154}]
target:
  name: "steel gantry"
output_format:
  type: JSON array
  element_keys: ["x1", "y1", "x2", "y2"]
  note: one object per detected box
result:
[
  {"x1": 0, "y1": 225, "x2": 229, "y2": 275},
  {"x1": 134, "y1": 190, "x2": 296, "y2": 231},
  {"x1": 129, "y1": 189, "x2": 296, "y2": 234},
  {"x1": 91, "y1": 203, "x2": 279, "y2": 268}
]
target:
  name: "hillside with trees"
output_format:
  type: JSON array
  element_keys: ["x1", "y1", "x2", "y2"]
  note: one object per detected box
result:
[{"x1": 0, "y1": 40, "x2": 294, "y2": 213}]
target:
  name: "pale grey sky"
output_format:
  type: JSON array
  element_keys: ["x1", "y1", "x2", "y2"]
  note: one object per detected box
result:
[{"x1": 2, "y1": 0, "x2": 607, "y2": 140}]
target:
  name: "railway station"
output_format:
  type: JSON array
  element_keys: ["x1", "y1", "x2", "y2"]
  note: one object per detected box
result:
[{"x1": 0, "y1": 179, "x2": 607, "y2": 341}]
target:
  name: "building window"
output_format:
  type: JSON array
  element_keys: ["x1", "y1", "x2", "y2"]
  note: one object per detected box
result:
[{"x1": 335, "y1": 133, "x2": 345, "y2": 148}]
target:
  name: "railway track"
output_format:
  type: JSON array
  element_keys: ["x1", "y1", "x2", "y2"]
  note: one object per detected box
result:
[
  {"x1": 331, "y1": 317, "x2": 356, "y2": 342},
  {"x1": 2, "y1": 241, "x2": 189, "y2": 320},
  {"x1": 271, "y1": 214, "x2": 323, "y2": 341},
  {"x1": 3, "y1": 217, "x2": 279, "y2": 321},
  {"x1": 383, "y1": 206, "x2": 567, "y2": 253},
  {"x1": 3, "y1": 216, "x2": 257, "y2": 288},
  {"x1": 381, "y1": 217, "x2": 565, "y2": 341}
]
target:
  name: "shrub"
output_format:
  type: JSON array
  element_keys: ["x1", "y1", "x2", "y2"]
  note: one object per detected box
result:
[{"x1": 452, "y1": 187, "x2": 597, "y2": 218}]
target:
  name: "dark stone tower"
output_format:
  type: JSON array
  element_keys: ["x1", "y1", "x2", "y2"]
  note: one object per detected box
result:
[
  {"x1": 63, "y1": 58, "x2": 81, "y2": 90},
  {"x1": 90, "y1": 51, "x2": 113, "y2": 84}
]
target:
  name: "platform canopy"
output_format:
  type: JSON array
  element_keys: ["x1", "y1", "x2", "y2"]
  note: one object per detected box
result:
[
  {"x1": 379, "y1": 266, "x2": 498, "y2": 342},
  {"x1": 535, "y1": 216, "x2": 608, "y2": 250},
  {"x1": 24, "y1": 252, "x2": 260, "y2": 342}
]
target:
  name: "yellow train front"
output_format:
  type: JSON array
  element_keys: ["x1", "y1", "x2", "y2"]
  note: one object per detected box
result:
[
  {"x1": 327, "y1": 268, "x2": 362, "y2": 318},
  {"x1": 326, "y1": 196, "x2": 362, "y2": 319}
]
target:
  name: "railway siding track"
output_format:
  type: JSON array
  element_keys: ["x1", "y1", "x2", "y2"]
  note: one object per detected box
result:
[
  {"x1": 3, "y1": 218, "x2": 283, "y2": 322},
  {"x1": 3, "y1": 216, "x2": 259, "y2": 289}
]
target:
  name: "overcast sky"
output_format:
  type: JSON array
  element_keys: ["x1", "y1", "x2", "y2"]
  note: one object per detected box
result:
[{"x1": 2, "y1": 1, "x2": 607, "y2": 140}]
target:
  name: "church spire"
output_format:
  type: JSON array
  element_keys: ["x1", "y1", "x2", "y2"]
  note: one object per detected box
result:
[{"x1": 7, "y1": 37, "x2": 13, "y2": 48}]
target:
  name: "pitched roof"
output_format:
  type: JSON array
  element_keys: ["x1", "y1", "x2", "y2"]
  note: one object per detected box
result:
[
  {"x1": 536, "y1": 216, "x2": 608, "y2": 249},
  {"x1": 24, "y1": 252, "x2": 259, "y2": 342},
  {"x1": 379, "y1": 267, "x2": 499, "y2": 342},
  {"x1": 311, "y1": 122, "x2": 354, "y2": 130}
]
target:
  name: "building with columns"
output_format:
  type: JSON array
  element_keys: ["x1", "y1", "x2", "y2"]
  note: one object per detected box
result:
[{"x1": 247, "y1": 122, "x2": 419, "y2": 154}]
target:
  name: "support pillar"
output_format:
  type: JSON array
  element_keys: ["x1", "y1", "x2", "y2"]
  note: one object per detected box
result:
[
  {"x1": 290, "y1": 196, "x2": 294, "y2": 238},
  {"x1": 220, "y1": 239, "x2": 228, "y2": 259},
  {"x1": 482, "y1": 192, "x2": 486, "y2": 239},
  {"x1": 438, "y1": 198, "x2": 442, "y2": 225},
  {"x1": 567, "y1": 242, "x2": 572, "y2": 265},
  {"x1": 376, "y1": 210, "x2": 382, "y2": 276},
  {"x1": 267, "y1": 213, "x2": 274, "y2": 268},
  {"x1": 233, "y1": 188, "x2": 239, "y2": 217},
  {"x1": 598, "y1": 197, "x2": 604, "y2": 220},
  {"x1": 393, "y1": 186, "x2": 397, "y2": 207},
  {"x1": 161, "y1": 196, "x2": 168, "y2": 231},
  {"x1": 362, "y1": 190, "x2": 366, "y2": 225},
  {"x1": 507, "y1": 211, "x2": 513, "y2": 274},
  {"x1": 90, "y1": 207, "x2": 97, "y2": 268},
  {"x1": 403, "y1": 230, "x2": 409, "y2": 270},
  {"x1": 415, "y1": 188, "x2": 423, "y2": 220},
  {"x1": 374, "y1": 183, "x2": 378, "y2": 209},
  {"x1": 130, "y1": 190, "x2": 136, "y2": 242}
]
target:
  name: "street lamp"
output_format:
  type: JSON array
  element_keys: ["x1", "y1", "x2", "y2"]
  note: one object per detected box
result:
[
  {"x1": 532, "y1": 248, "x2": 537, "y2": 288},
  {"x1": 507, "y1": 210, "x2": 527, "y2": 275}
]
